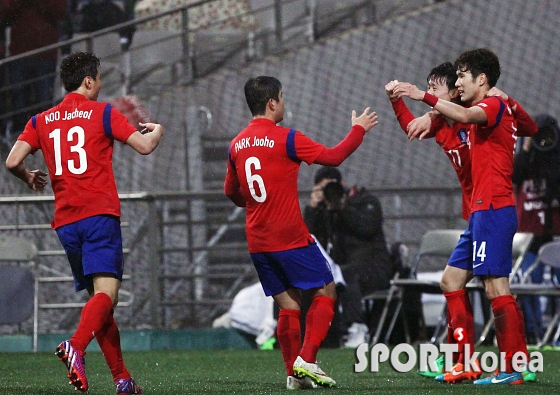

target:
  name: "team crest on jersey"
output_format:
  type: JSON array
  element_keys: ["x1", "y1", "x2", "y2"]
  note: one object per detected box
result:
[{"x1": 457, "y1": 128, "x2": 468, "y2": 144}]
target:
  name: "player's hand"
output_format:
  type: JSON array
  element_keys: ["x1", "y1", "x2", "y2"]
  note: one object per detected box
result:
[
  {"x1": 139, "y1": 122, "x2": 163, "y2": 134},
  {"x1": 407, "y1": 113, "x2": 433, "y2": 141},
  {"x1": 385, "y1": 80, "x2": 399, "y2": 102},
  {"x1": 486, "y1": 87, "x2": 508, "y2": 101},
  {"x1": 27, "y1": 170, "x2": 47, "y2": 191},
  {"x1": 352, "y1": 107, "x2": 378, "y2": 132},
  {"x1": 393, "y1": 82, "x2": 425, "y2": 101}
]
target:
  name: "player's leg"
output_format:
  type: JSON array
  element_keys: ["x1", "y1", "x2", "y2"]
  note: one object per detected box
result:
[
  {"x1": 250, "y1": 252, "x2": 315, "y2": 389},
  {"x1": 434, "y1": 228, "x2": 479, "y2": 383},
  {"x1": 471, "y1": 206, "x2": 525, "y2": 385},
  {"x1": 262, "y1": 243, "x2": 337, "y2": 387},
  {"x1": 293, "y1": 281, "x2": 337, "y2": 387}
]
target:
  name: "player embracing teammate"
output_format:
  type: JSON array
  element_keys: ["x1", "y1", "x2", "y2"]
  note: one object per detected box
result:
[{"x1": 389, "y1": 48, "x2": 538, "y2": 385}]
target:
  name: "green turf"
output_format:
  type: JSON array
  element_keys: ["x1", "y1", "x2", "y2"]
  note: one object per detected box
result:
[{"x1": 0, "y1": 347, "x2": 557, "y2": 394}]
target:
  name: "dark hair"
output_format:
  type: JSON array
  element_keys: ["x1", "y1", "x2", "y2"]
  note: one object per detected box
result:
[
  {"x1": 60, "y1": 52, "x2": 100, "y2": 92},
  {"x1": 427, "y1": 62, "x2": 457, "y2": 92},
  {"x1": 454, "y1": 48, "x2": 501, "y2": 88},
  {"x1": 244, "y1": 76, "x2": 282, "y2": 116},
  {"x1": 314, "y1": 166, "x2": 342, "y2": 184}
]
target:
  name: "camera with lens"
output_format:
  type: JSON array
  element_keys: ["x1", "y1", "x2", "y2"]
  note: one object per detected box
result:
[
  {"x1": 532, "y1": 114, "x2": 560, "y2": 152},
  {"x1": 323, "y1": 180, "x2": 345, "y2": 209}
]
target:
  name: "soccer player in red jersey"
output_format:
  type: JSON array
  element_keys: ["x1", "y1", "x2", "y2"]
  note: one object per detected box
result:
[
  {"x1": 5, "y1": 52, "x2": 164, "y2": 394},
  {"x1": 393, "y1": 48, "x2": 538, "y2": 385},
  {"x1": 224, "y1": 76, "x2": 377, "y2": 389},
  {"x1": 388, "y1": 62, "x2": 538, "y2": 383}
]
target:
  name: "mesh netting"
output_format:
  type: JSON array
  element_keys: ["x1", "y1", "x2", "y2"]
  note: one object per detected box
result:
[{"x1": 1, "y1": 0, "x2": 559, "y2": 332}]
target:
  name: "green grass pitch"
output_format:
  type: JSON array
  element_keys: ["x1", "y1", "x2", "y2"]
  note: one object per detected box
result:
[{"x1": 0, "y1": 347, "x2": 557, "y2": 394}]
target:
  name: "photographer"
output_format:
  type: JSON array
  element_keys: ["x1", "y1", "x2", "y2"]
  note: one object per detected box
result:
[
  {"x1": 304, "y1": 167, "x2": 394, "y2": 347},
  {"x1": 513, "y1": 113, "x2": 560, "y2": 344}
]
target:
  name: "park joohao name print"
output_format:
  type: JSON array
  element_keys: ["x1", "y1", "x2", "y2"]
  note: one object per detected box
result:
[
  {"x1": 234, "y1": 135, "x2": 275, "y2": 152},
  {"x1": 45, "y1": 109, "x2": 94, "y2": 124}
]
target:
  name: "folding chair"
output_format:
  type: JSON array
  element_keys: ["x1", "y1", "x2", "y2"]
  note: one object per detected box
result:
[
  {"x1": 0, "y1": 234, "x2": 39, "y2": 348},
  {"x1": 509, "y1": 240, "x2": 560, "y2": 348},
  {"x1": 467, "y1": 231, "x2": 534, "y2": 346},
  {"x1": 369, "y1": 229, "x2": 464, "y2": 345}
]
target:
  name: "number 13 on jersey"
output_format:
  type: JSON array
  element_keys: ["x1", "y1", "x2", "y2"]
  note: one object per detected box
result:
[{"x1": 49, "y1": 126, "x2": 88, "y2": 175}]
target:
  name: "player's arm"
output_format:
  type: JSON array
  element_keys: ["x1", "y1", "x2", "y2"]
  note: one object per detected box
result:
[
  {"x1": 224, "y1": 154, "x2": 245, "y2": 207},
  {"x1": 386, "y1": 80, "x2": 437, "y2": 141},
  {"x1": 125, "y1": 122, "x2": 164, "y2": 155},
  {"x1": 394, "y1": 82, "x2": 488, "y2": 124},
  {"x1": 486, "y1": 87, "x2": 538, "y2": 136},
  {"x1": 5, "y1": 140, "x2": 47, "y2": 191},
  {"x1": 314, "y1": 108, "x2": 378, "y2": 166}
]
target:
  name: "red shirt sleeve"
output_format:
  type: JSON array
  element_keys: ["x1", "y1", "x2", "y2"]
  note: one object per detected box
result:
[
  {"x1": 513, "y1": 102, "x2": 538, "y2": 137},
  {"x1": 110, "y1": 106, "x2": 138, "y2": 144},
  {"x1": 314, "y1": 125, "x2": 365, "y2": 166},
  {"x1": 391, "y1": 98, "x2": 415, "y2": 134},
  {"x1": 224, "y1": 148, "x2": 246, "y2": 207},
  {"x1": 17, "y1": 118, "x2": 40, "y2": 153}
]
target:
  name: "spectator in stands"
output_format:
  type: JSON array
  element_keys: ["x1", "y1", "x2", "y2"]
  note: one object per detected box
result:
[
  {"x1": 0, "y1": 0, "x2": 67, "y2": 131},
  {"x1": 5, "y1": 52, "x2": 163, "y2": 394},
  {"x1": 513, "y1": 113, "x2": 560, "y2": 344},
  {"x1": 224, "y1": 76, "x2": 377, "y2": 389},
  {"x1": 304, "y1": 166, "x2": 394, "y2": 348}
]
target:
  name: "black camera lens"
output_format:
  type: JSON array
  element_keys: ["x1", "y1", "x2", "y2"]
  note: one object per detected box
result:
[
  {"x1": 323, "y1": 181, "x2": 344, "y2": 203},
  {"x1": 532, "y1": 125, "x2": 558, "y2": 152},
  {"x1": 532, "y1": 115, "x2": 560, "y2": 152}
]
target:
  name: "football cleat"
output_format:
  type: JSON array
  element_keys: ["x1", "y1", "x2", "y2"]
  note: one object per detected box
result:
[
  {"x1": 417, "y1": 354, "x2": 445, "y2": 378},
  {"x1": 55, "y1": 340, "x2": 88, "y2": 392},
  {"x1": 286, "y1": 375, "x2": 318, "y2": 390},
  {"x1": 473, "y1": 369, "x2": 524, "y2": 385},
  {"x1": 116, "y1": 378, "x2": 143, "y2": 394},
  {"x1": 435, "y1": 360, "x2": 482, "y2": 384},
  {"x1": 293, "y1": 356, "x2": 336, "y2": 387}
]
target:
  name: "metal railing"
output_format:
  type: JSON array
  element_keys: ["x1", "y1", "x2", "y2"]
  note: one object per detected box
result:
[{"x1": 0, "y1": 186, "x2": 462, "y2": 347}]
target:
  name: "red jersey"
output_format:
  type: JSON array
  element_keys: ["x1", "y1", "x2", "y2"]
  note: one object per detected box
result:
[
  {"x1": 225, "y1": 118, "x2": 324, "y2": 253},
  {"x1": 18, "y1": 93, "x2": 137, "y2": 229},
  {"x1": 469, "y1": 96, "x2": 517, "y2": 212},
  {"x1": 391, "y1": 99, "x2": 472, "y2": 220}
]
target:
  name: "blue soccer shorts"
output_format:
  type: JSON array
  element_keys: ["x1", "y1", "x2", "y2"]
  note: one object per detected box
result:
[
  {"x1": 56, "y1": 215, "x2": 124, "y2": 292},
  {"x1": 250, "y1": 242, "x2": 334, "y2": 296},
  {"x1": 447, "y1": 205, "x2": 517, "y2": 277}
]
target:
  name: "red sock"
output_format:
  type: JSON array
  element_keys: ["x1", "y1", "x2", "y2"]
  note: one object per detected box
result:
[
  {"x1": 277, "y1": 309, "x2": 301, "y2": 376},
  {"x1": 446, "y1": 305, "x2": 459, "y2": 363},
  {"x1": 300, "y1": 296, "x2": 335, "y2": 363},
  {"x1": 514, "y1": 299, "x2": 529, "y2": 360},
  {"x1": 491, "y1": 295, "x2": 523, "y2": 373},
  {"x1": 70, "y1": 292, "x2": 113, "y2": 352},
  {"x1": 96, "y1": 312, "x2": 131, "y2": 381},
  {"x1": 444, "y1": 289, "x2": 474, "y2": 364}
]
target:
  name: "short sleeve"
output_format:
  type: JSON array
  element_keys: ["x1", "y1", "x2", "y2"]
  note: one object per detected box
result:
[
  {"x1": 477, "y1": 96, "x2": 506, "y2": 129},
  {"x1": 17, "y1": 118, "x2": 40, "y2": 153},
  {"x1": 108, "y1": 106, "x2": 138, "y2": 144},
  {"x1": 292, "y1": 131, "x2": 325, "y2": 165}
]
